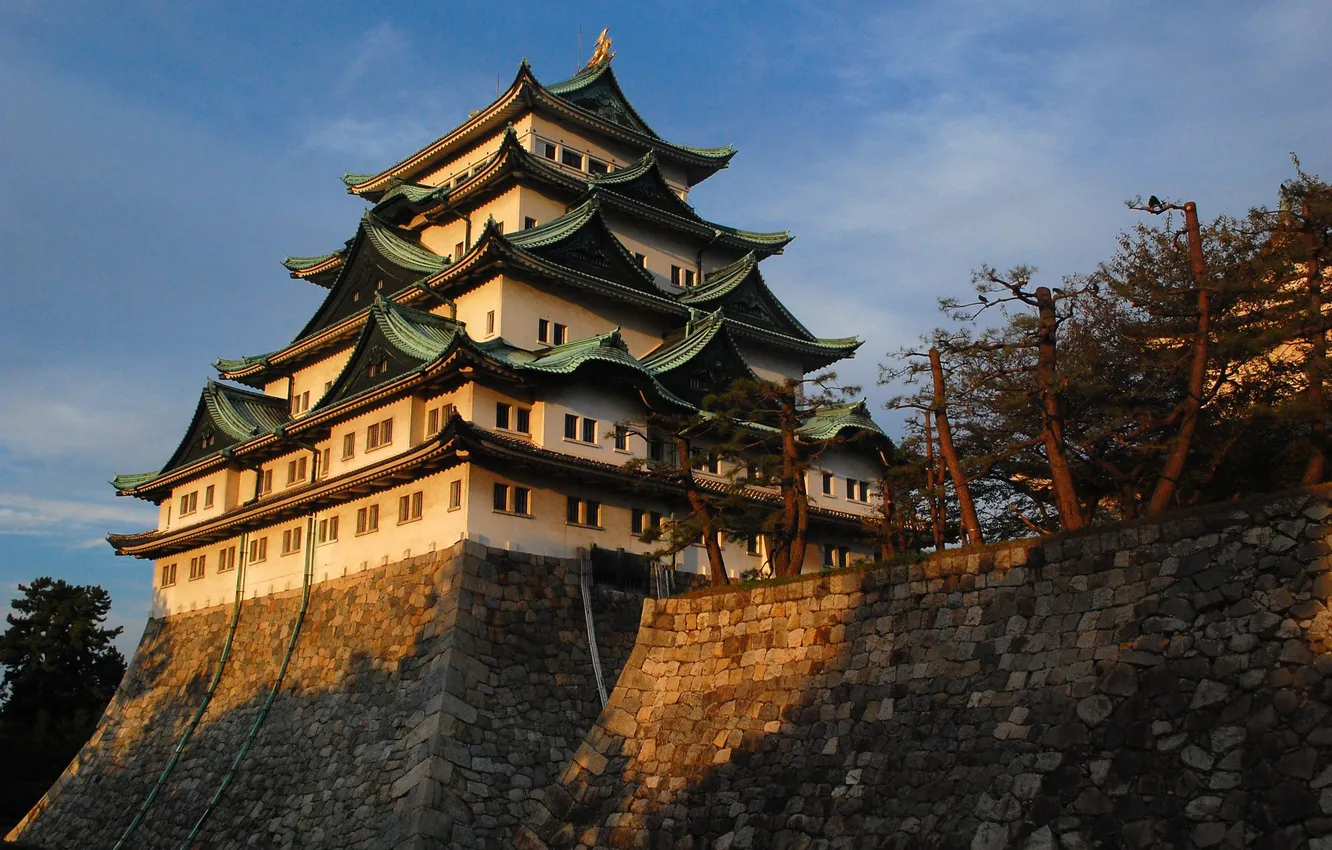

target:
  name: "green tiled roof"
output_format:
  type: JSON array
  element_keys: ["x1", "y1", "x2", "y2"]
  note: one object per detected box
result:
[
  {"x1": 799, "y1": 401, "x2": 887, "y2": 441},
  {"x1": 342, "y1": 172, "x2": 377, "y2": 187},
  {"x1": 213, "y1": 352, "x2": 272, "y2": 373},
  {"x1": 362, "y1": 213, "x2": 449, "y2": 274},
  {"x1": 282, "y1": 252, "x2": 343, "y2": 272},
  {"x1": 110, "y1": 471, "x2": 161, "y2": 491},
  {"x1": 373, "y1": 297, "x2": 465, "y2": 361}
]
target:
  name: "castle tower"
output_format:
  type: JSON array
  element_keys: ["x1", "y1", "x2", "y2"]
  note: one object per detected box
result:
[{"x1": 107, "y1": 44, "x2": 888, "y2": 618}]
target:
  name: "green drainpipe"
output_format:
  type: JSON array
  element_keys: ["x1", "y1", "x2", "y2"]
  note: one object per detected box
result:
[
  {"x1": 178, "y1": 513, "x2": 316, "y2": 849},
  {"x1": 112, "y1": 530, "x2": 249, "y2": 850}
]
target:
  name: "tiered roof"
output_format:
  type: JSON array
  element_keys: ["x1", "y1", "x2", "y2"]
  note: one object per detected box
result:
[{"x1": 343, "y1": 59, "x2": 733, "y2": 200}]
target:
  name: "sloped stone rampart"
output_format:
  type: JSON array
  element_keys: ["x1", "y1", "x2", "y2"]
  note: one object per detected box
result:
[
  {"x1": 519, "y1": 489, "x2": 1332, "y2": 850},
  {"x1": 7, "y1": 542, "x2": 644, "y2": 850}
]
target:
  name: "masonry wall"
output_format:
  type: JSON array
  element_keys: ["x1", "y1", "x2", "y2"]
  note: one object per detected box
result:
[
  {"x1": 7, "y1": 542, "x2": 645, "y2": 850},
  {"x1": 519, "y1": 487, "x2": 1332, "y2": 850}
]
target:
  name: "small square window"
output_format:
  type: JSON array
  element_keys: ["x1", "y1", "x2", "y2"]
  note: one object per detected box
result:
[
  {"x1": 587, "y1": 157, "x2": 609, "y2": 175},
  {"x1": 249, "y1": 537, "x2": 268, "y2": 563},
  {"x1": 553, "y1": 323, "x2": 567, "y2": 346},
  {"x1": 355, "y1": 504, "x2": 379, "y2": 535},
  {"x1": 524, "y1": 216, "x2": 538, "y2": 230},
  {"x1": 562, "y1": 148, "x2": 584, "y2": 169},
  {"x1": 634, "y1": 252, "x2": 647, "y2": 268},
  {"x1": 541, "y1": 141, "x2": 557, "y2": 160},
  {"x1": 161, "y1": 563, "x2": 177, "y2": 587},
  {"x1": 318, "y1": 516, "x2": 340, "y2": 544}
]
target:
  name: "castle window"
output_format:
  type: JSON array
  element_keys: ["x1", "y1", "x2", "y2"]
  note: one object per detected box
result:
[
  {"x1": 281, "y1": 526, "x2": 303, "y2": 555},
  {"x1": 587, "y1": 157, "x2": 609, "y2": 175},
  {"x1": 564, "y1": 415, "x2": 598, "y2": 444},
  {"x1": 492, "y1": 482, "x2": 531, "y2": 516},
  {"x1": 670, "y1": 265, "x2": 681, "y2": 286},
  {"x1": 540, "y1": 320, "x2": 568, "y2": 345},
  {"x1": 448, "y1": 479, "x2": 462, "y2": 510},
  {"x1": 694, "y1": 455, "x2": 721, "y2": 475},
  {"x1": 248, "y1": 537, "x2": 268, "y2": 563},
  {"x1": 217, "y1": 545, "x2": 237, "y2": 573},
  {"x1": 823, "y1": 544, "x2": 849, "y2": 569},
  {"x1": 355, "y1": 504, "x2": 380, "y2": 535},
  {"x1": 342, "y1": 433, "x2": 355, "y2": 459},
  {"x1": 613, "y1": 425, "x2": 629, "y2": 452},
  {"x1": 454, "y1": 241, "x2": 465, "y2": 261},
  {"x1": 540, "y1": 140, "x2": 557, "y2": 160},
  {"x1": 684, "y1": 269, "x2": 696, "y2": 287},
  {"x1": 367, "y1": 357, "x2": 390, "y2": 379},
  {"x1": 200, "y1": 430, "x2": 215, "y2": 450},
  {"x1": 317, "y1": 447, "x2": 331, "y2": 479},
  {"x1": 630, "y1": 509, "x2": 663, "y2": 536},
  {"x1": 398, "y1": 491, "x2": 424, "y2": 524},
  {"x1": 286, "y1": 456, "x2": 308, "y2": 486},
  {"x1": 538, "y1": 319, "x2": 549, "y2": 343},
  {"x1": 203, "y1": 485, "x2": 215, "y2": 508},
  {"x1": 366, "y1": 418, "x2": 393, "y2": 451},
  {"x1": 648, "y1": 434, "x2": 678, "y2": 466},
  {"x1": 427, "y1": 402, "x2": 455, "y2": 436},
  {"x1": 259, "y1": 469, "x2": 273, "y2": 496},
  {"x1": 822, "y1": 472, "x2": 835, "y2": 496},
  {"x1": 845, "y1": 478, "x2": 870, "y2": 503},
  {"x1": 291, "y1": 390, "x2": 311, "y2": 414},
  {"x1": 318, "y1": 515, "x2": 339, "y2": 544},
  {"x1": 496, "y1": 402, "x2": 530, "y2": 434},
  {"x1": 189, "y1": 555, "x2": 206, "y2": 581},
  {"x1": 747, "y1": 534, "x2": 761, "y2": 556},
  {"x1": 566, "y1": 496, "x2": 602, "y2": 528},
  {"x1": 634, "y1": 252, "x2": 647, "y2": 268},
  {"x1": 524, "y1": 217, "x2": 538, "y2": 230},
  {"x1": 486, "y1": 311, "x2": 495, "y2": 336},
  {"x1": 562, "y1": 149, "x2": 584, "y2": 170},
  {"x1": 160, "y1": 563, "x2": 177, "y2": 587},
  {"x1": 179, "y1": 490, "x2": 198, "y2": 516}
]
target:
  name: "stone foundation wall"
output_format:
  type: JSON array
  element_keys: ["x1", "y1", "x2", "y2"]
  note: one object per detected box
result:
[
  {"x1": 8, "y1": 542, "x2": 644, "y2": 850},
  {"x1": 519, "y1": 488, "x2": 1332, "y2": 850}
]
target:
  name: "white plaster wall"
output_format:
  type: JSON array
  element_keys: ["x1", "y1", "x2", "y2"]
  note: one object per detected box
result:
[
  {"x1": 489, "y1": 276, "x2": 675, "y2": 357},
  {"x1": 290, "y1": 347, "x2": 355, "y2": 411},
  {"x1": 165, "y1": 468, "x2": 243, "y2": 532},
  {"x1": 735, "y1": 341, "x2": 809, "y2": 384},
  {"x1": 537, "y1": 383, "x2": 644, "y2": 462}
]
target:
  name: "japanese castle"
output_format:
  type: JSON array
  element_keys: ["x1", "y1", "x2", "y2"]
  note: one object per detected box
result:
[{"x1": 109, "y1": 37, "x2": 888, "y2": 616}]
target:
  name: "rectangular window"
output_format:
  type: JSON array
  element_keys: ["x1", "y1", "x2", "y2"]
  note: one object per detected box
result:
[
  {"x1": 747, "y1": 534, "x2": 761, "y2": 556},
  {"x1": 286, "y1": 456, "x2": 308, "y2": 486},
  {"x1": 486, "y1": 311, "x2": 495, "y2": 336},
  {"x1": 581, "y1": 418, "x2": 597, "y2": 444},
  {"x1": 179, "y1": 490, "x2": 198, "y2": 516},
  {"x1": 566, "y1": 496, "x2": 602, "y2": 528},
  {"x1": 203, "y1": 485, "x2": 215, "y2": 509},
  {"x1": 281, "y1": 526, "x2": 303, "y2": 555},
  {"x1": 684, "y1": 269, "x2": 696, "y2": 287},
  {"x1": 428, "y1": 407, "x2": 440, "y2": 435},
  {"x1": 217, "y1": 545, "x2": 236, "y2": 572},
  {"x1": 366, "y1": 418, "x2": 393, "y2": 451},
  {"x1": 342, "y1": 433, "x2": 356, "y2": 459},
  {"x1": 318, "y1": 447, "x2": 331, "y2": 478},
  {"x1": 695, "y1": 455, "x2": 720, "y2": 475},
  {"x1": 587, "y1": 157, "x2": 609, "y2": 175},
  {"x1": 634, "y1": 252, "x2": 647, "y2": 268},
  {"x1": 515, "y1": 407, "x2": 530, "y2": 434},
  {"x1": 448, "y1": 479, "x2": 462, "y2": 510},
  {"x1": 552, "y1": 323, "x2": 567, "y2": 346},
  {"x1": 496, "y1": 402, "x2": 511, "y2": 430},
  {"x1": 564, "y1": 414, "x2": 578, "y2": 440},
  {"x1": 398, "y1": 491, "x2": 424, "y2": 523},
  {"x1": 291, "y1": 390, "x2": 311, "y2": 415},
  {"x1": 189, "y1": 555, "x2": 206, "y2": 580},
  {"x1": 524, "y1": 216, "x2": 538, "y2": 230},
  {"x1": 454, "y1": 241, "x2": 465, "y2": 261},
  {"x1": 355, "y1": 504, "x2": 380, "y2": 535},
  {"x1": 845, "y1": 478, "x2": 871, "y2": 503},
  {"x1": 561, "y1": 148, "x2": 584, "y2": 169},
  {"x1": 538, "y1": 318, "x2": 550, "y2": 343},
  {"x1": 249, "y1": 537, "x2": 268, "y2": 563},
  {"x1": 846, "y1": 478, "x2": 855, "y2": 500},
  {"x1": 493, "y1": 483, "x2": 531, "y2": 516},
  {"x1": 161, "y1": 562, "x2": 177, "y2": 587},
  {"x1": 648, "y1": 437, "x2": 678, "y2": 466},
  {"x1": 261, "y1": 469, "x2": 275, "y2": 495},
  {"x1": 823, "y1": 472, "x2": 834, "y2": 496},
  {"x1": 859, "y1": 481, "x2": 869, "y2": 502},
  {"x1": 614, "y1": 425, "x2": 628, "y2": 451},
  {"x1": 318, "y1": 515, "x2": 340, "y2": 544},
  {"x1": 540, "y1": 140, "x2": 557, "y2": 160},
  {"x1": 824, "y1": 543, "x2": 836, "y2": 568},
  {"x1": 631, "y1": 509, "x2": 663, "y2": 536},
  {"x1": 670, "y1": 265, "x2": 681, "y2": 286}
]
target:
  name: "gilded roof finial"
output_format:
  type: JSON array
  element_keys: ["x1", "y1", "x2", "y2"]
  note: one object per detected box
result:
[{"x1": 585, "y1": 28, "x2": 615, "y2": 69}]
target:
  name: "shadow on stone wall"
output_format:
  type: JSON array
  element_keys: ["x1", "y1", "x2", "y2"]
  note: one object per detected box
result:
[
  {"x1": 9, "y1": 542, "x2": 647, "y2": 850},
  {"x1": 518, "y1": 489, "x2": 1332, "y2": 850}
]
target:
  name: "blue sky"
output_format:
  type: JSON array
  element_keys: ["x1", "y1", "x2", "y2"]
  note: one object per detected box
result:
[{"x1": 2, "y1": 1, "x2": 1330, "y2": 654}]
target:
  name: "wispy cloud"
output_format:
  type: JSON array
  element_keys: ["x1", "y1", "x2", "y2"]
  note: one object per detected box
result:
[{"x1": 0, "y1": 492, "x2": 152, "y2": 539}]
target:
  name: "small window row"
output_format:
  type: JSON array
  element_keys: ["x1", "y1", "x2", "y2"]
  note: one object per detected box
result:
[
  {"x1": 535, "y1": 136, "x2": 612, "y2": 176},
  {"x1": 820, "y1": 472, "x2": 873, "y2": 503},
  {"x1": 538, "y1": 319, "x2": 568, "y2": 346},
  {"x1": 177, "y1": 484, "x2": 215, "y2": 517}
]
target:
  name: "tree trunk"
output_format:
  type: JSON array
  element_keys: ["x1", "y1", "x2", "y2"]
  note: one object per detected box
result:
[
  {"x1": 929, "y1": 348, "x2": 984, "y2": 546},
  {"x1": 923, "y1": 411, "x2": 945, "y2": 552},
  {"x1": 1148, "y1": 201, "x2": 1209, "y2": 516},
  {"x1": 675, "y1": 436, "x2": 727, "y2": 585},
  {"x1": 1302, "y1": 199, "x2": 1327, "y2": 485},
  {"x1": 1034, "y1": 286, "x2": 1086, "y2": 530},
  {"x1": 780, "y1": 418, "x2": 809, "y2": 576}
]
